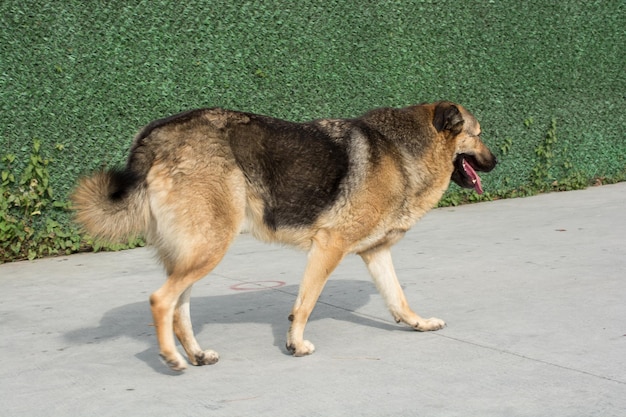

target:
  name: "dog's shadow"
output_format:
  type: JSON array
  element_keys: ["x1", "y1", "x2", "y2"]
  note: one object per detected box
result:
[{"x1": 64, "y1": 280, "x2": 400, "y2": 374}]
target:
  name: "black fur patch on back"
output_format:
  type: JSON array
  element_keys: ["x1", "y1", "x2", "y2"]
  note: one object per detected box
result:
[
  {"x1": 228, "y1": 114, "x2": 350, "y2": 230},
  {"x1": 134, "y1": 108, "x2": 209, "y2": 142}
]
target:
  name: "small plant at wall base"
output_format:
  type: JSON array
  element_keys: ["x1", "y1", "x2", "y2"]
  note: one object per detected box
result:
[
  {"x1": 529, "y1": 117, "x2": 558, "y2": 191},
  {"x1": 0, "y1": 139, "x2": 82, "y2": 262},
  {"x1": 0, "y1": 140, "x2": 145, "y2": 263},
  {"x1": 530, "y1": 117, "x2": 589, "y2": 192}
]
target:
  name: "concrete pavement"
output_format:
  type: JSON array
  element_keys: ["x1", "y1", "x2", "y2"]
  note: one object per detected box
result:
[{"x1": 1, "y1": 183, "x2": 625, "y2": 416}]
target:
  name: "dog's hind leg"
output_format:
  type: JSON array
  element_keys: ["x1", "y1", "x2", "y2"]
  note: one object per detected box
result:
[
  {"x1": 150, "y1": 246, "x2": 231, "y2": 371},
  {"x1": 147, "y1": 164, "x2": 245, "y2": 371},
  {"x1": 360, "y1": 247, "x2": 446, "y2": 331},
  {"x1": 174, "y1": 286, "x2": 219, "y2": 366},
  {"x1": 286, "y1": 229, "x2": 346, "y2": 356}
]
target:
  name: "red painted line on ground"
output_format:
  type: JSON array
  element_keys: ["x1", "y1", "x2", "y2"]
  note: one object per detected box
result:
[{"x1": 229, "y1": 280, "x2": 286, "y2": 291}]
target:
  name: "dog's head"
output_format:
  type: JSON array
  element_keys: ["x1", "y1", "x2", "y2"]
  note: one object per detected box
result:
[{"x1": 433, "y1": 102, "x2": 497, "y2": 194}]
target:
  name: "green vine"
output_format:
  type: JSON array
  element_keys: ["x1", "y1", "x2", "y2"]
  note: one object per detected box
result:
[
  {"x1": 530, "y1": 117, "x2": 589, "y2": 192},
  {"x1": 439, "y1": 116, "x2": 593, "y2": 207},
  {"x1": 0, "y1": 140, "x2": 143, "y2": 263},
  {"x1": 529, "y1": 117, "x2": 558, "y2": 190},
  {"x1": 0, "y1": 140, "x2": 81, "y2": 261}
]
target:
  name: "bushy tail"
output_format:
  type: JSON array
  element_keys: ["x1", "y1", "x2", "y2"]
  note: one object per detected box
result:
[{"x1": 71, "y1": 169, "x2": 150, "y2": 243}]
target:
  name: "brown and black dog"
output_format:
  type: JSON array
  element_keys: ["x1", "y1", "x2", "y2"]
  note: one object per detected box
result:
[{"x1": 72, "y1": 101, "x2": 497, "y2": 371}]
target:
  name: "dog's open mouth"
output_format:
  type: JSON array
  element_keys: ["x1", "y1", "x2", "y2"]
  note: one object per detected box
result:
[{"x1": 452, "y1": 154, "x2": 483, "y2": 194}]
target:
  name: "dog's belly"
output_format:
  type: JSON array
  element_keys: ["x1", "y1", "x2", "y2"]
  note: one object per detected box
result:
[{"x1": 350, "y1": 228, "x2": 408, "y2": 254}]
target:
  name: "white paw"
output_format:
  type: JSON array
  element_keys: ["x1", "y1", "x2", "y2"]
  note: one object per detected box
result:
[
  {"x1": 193, "y1": 349, "x2": 219, "y2": 366},
  {"x1": 413, "y1": 317, "x2": 446, "y2": 332},
  {"x1": 287, "y1": 339, "x2": 316, "y2": 356}
]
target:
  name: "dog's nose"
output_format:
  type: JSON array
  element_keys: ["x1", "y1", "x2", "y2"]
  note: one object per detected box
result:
[{"x1": 482, "y1": 153, "x2": 498, "y2": 172}]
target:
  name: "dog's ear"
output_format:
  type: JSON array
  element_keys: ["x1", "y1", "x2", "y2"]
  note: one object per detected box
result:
[{"x1": 433, "y1": 102, "x2": 464, "y2": 135}]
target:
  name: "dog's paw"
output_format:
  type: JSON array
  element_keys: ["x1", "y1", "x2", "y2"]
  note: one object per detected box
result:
[
  {"x1": 286, "y1": 339, "x2": 316, "y2": 357},
  {"x1": 413, "y1": 317, "x2": 446, "y2": 332},
  {"x1": 160, "y1": 352, "x2": 188, "y2": 372},
  {"x1": 193, "y1": 349, "x2": 219, "y2": 366}
]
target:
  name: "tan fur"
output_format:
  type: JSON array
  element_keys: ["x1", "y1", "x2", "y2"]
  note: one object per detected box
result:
[
  {"x1": 72, "y1": 101, "x2": 496, "y2": 371},
  {"x1": 72, "y1": 172, "x2": 150, "y2": 242}
]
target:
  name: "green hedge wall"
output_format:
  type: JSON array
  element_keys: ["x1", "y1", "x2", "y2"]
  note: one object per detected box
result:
[{"x1": 1, "y1": 0, "x2": 625, "y2": 203}]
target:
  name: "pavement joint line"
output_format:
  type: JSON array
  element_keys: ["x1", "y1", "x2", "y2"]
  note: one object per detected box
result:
[
  {"x1": 220, "y1": 266, "x2": 626, "y2": 386},
  {"x1": 433, "y1": 333, "x2": 626, "y2": 385},
  {"x1": 198, "y1": 257, "x2": 626, "y2": 386},
  {"x1": 206, "y1": 275, "x2": 626, "y2": 386}
]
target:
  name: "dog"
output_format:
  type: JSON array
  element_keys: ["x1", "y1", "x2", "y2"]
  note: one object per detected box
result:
[{"x1": 72, "y1": 101, "x2": 497, "y2": 371}]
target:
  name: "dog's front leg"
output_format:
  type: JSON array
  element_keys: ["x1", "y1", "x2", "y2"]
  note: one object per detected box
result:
[
  {"x1": 360, "y1": 247, "x2": 446, "y2": 331},
  {"x1": 286, "y1": 230, "x2": 345, "y2": 356}
]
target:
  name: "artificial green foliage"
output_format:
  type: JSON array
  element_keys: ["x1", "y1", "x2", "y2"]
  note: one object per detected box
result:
[{"x1": 0, "y1": 1, "x2": 624, "y2": 261}]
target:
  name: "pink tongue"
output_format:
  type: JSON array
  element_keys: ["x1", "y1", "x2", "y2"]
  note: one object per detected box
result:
[{"x1": 462, "y1": 159, "x2": 483, "y2": 194}]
